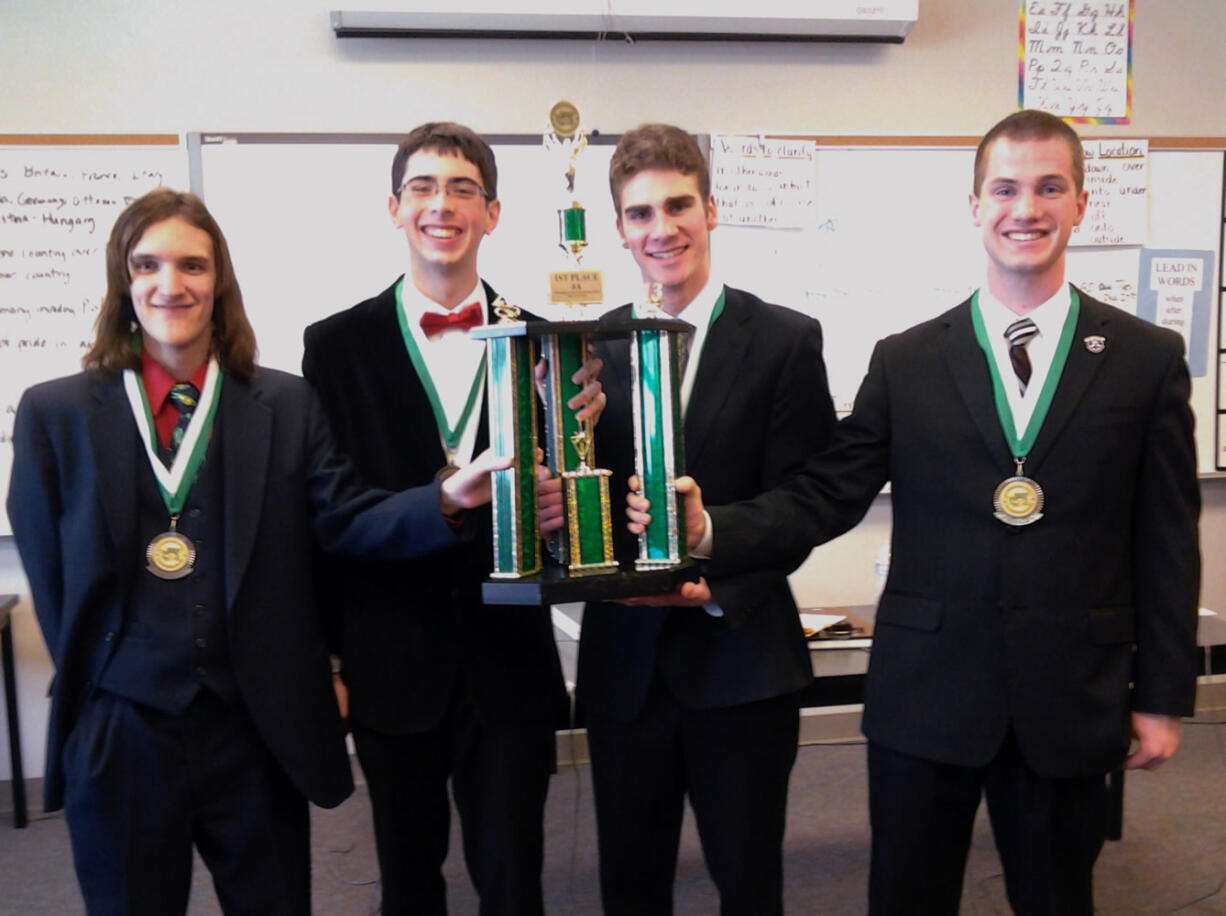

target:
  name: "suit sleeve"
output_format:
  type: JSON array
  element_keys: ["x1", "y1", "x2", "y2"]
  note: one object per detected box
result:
[
  {"x1": 707, "y1": 336, "x2": 893, "y2": 581},
  {"x1": 705, "y1": 314, "x2": 837, "y2": 628},
  {"x1": 297, "y1": 380, "x2": 468, "y2": 561},
  {"x1": 6, "y1": 389, "x2": 66, "y2": 662},
  {"x1": 1130, "y1": 341, "x2": 1200, "y2": 717}
]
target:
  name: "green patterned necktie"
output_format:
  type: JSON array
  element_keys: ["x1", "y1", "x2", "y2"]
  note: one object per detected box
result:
[{"x1": 162, "y1": 382, "x2": 200, "y2": 467}]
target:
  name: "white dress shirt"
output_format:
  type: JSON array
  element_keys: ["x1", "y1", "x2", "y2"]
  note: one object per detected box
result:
[
  {"x1": 976, "y1": 282, "x2": 1074, "y2": 442},
  {"x1": 397, "y1": 277, "x2": 488, "y2": 467}
]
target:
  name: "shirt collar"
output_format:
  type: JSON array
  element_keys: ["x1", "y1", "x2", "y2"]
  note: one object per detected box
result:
[
  {"x1": 976, "y1": 281, "x2": 1072, "y2": 343},
  {"x1": 140, "y1": 348, "x2": 209, "y2": 408},
  {"x1": 401, "y1": 276, "x2": 488, "y2": 327}
]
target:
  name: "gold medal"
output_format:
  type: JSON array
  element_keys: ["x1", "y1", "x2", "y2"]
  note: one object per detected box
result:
[
  {"x1": 549, "y1": 100, "x2": 580, "y2": 139},
  {"x1": 146, "y1": 524, "x2": 196, "y2": 579},
  {"x1": 435, "y1": 464, "x2": 460, "y2": 481},
  {"x1": 993, "y1": 461, "x2": 1044, "y2": 527}
]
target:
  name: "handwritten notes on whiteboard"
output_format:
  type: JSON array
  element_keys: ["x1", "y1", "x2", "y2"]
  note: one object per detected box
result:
[
  {"x1": 1021, "y1": 0, "x2": 1133, "y2": 122},
  {"x1": 1071, "y1": 139, "x2": 1148, "y2": 246},
  {"x1": 0, "y1": 144, "x2": 185, "y2": 535},
  {"x1": 710, "y1": 135, "x2": 817, "y2": 229}
]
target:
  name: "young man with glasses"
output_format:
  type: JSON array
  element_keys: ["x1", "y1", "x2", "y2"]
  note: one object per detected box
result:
[{"x1": 302, "y1": 122, "x2": 603, "y2": 915}]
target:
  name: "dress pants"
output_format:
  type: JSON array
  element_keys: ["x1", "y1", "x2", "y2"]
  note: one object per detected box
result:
[
  {"x1": 62, "y1": 689, "x2": 310, "y2": 916},
  {"x1": 868, "y1": 730, "x2": 1108, "y2": 916},
  {"x1": 586, "y1": 676, "x2": 801, "y2": 916},
  {"x1": 350, "y1": 687, "x2": 555, "y2": 916}
]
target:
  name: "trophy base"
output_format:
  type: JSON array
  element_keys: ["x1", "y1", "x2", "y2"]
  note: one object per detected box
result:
[{"x1": 482, "y1": 559, "x2": 701, "y2": 607}]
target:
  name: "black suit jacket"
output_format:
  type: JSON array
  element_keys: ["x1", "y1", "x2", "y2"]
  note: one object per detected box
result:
[
  {"x1": 302, "y1": 278, "x2": 567, "y2": 735},
  {"x1": 7, "y1": 366, "x2": 456, "y2": 812},
  {"x1": 578, "y1": 287, "x2": 837, "y2": 721},
  {"x1": 710, "y1": 290, "x2": 1201, "y2": 778}
]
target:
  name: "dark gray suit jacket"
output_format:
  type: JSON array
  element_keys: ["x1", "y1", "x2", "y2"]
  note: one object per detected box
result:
[
  {"x1": 302, "y1": 280, "x2": 568, "y2": 737},
  {"x1": 709, "y1": 290, "x2": 1201, "y2": 778},
  {"x1": 8, "y1": 366, "x2": 454, "y2": 811},
  {"x1": 578, "y1": 286, "x2": 837, "y2": 720}
]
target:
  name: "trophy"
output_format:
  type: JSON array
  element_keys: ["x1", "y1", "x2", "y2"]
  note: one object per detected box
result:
[{"x1": 474, "y1": 104, "x2": 697, "y2": 605}]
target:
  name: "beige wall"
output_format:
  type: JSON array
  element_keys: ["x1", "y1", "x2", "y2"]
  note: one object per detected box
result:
[{"x1": 2, "y1": 0, "x2": 1224, "y2": 781}]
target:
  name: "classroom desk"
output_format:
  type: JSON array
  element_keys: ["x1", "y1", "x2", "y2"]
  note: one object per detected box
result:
[
  {"x1": 798, "y1": 606, "x2": 874, "y2": 709},
  {"x1": 0, "y1": 594, "x2": 26, "y2": 828}
]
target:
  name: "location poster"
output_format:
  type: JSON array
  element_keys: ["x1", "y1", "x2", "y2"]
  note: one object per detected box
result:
[
  {"x1": 1020, "y1": 0, "x2": 1133, "y2": 123},
  {"x1": 1070, "y1": 138, "x2": 1148, "y2": 247}
]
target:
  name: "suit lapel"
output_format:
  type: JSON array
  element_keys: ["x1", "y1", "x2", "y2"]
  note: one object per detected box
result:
[
  {"x1": 378, "y1": 285, "x2": 450, "y2": 474},
  {"x1": 220, "y1": 375, "x2": 271, "y2": 611},
  {"x1": 942, "y1": 301, "x2": 1016, "y2": 474},
  {"x1": 1025, "y1": 293, "x2": 1112, "y2": 473},
  {"x1": 685, "y1": 289, "x2": 752, "y2": 470},
  {"x1": 87, "y1": 374, "x2": 140, "y2": 578}
]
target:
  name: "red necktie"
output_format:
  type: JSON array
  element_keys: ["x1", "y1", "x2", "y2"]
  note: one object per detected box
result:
[{"x1": 420, "y1": 301, "x2": 483, "y2": 337}]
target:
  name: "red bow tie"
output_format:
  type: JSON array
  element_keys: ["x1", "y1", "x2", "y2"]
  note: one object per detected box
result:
[{"x1": 420, "y1": 301, "x2": 483, "y2": 337}]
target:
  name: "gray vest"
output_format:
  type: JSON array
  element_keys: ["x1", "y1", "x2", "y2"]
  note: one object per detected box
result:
[{"x1": 98, "y1": 432, "x2": 237, "y2": 714}]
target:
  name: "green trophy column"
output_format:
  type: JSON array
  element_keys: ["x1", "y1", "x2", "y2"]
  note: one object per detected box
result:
[
  {"x1": 631, "y1": 325, "x2": 688, "y2": 570},
  {"x1": 483, "y1": 313, "x2": 541, "y2": 579}
]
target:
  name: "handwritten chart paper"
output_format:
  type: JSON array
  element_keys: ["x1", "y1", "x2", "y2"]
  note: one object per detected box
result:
[
  {"x1": 710, "y1": 135, "x2": 817, "y2": 229},
  {"x1": 0, "y1": 144, "x2": 185, "y2": 535},
  {"x1": 1071, "y1": 138, "x2": 1148, "y2": 246},
  {"x1": 1020, "y1": 0, "x2": 1133, "y2": 123}
]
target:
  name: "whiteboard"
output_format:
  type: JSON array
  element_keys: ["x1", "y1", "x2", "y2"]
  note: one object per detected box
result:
[
  {"x1": 195, "y1": 134, "x2": 642, "y2": 374},
  {"x1": 714, "y1": 145, "x2": 1224, "y2": 472},
  {"x1": 0, "y1": 141, "x2": 187, "y2": 536},
  {"x1": 194, "y1": 134, "x2": 1223, "y2": 473}
]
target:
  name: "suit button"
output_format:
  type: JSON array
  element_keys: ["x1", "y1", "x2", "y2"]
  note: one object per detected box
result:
[
  {"x1": 194, "y1": 666, "x2": 207, "y2": 678},
  {"x1": 187, "y1": 508, "x2": 202, "y2": 518},
  {"x1": 104, "y1": 631, "x2": 114, "y2": 642},
  {"x1": 194, "y1": 637, "x2": 207, "y2": 649},
  {"x1": 193, "y1": 604, "x2": 205, "y2": 616}
]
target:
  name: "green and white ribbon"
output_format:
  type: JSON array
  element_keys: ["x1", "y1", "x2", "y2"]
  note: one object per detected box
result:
[{"x1": 123, "y1": 357, "x2": 223, "y2": 516}]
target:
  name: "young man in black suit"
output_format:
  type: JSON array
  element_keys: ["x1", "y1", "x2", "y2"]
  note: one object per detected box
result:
[
  {"x1": 578, "y1": 124, "x2": 837, "y2": 915},
  {"x1": 7, "y1": 189, "x2": 503, "y2": 915},
  {"x1": 301, "y1": 122, "x2": 603, "y2": 915},
  {"x1": 656, "y1": 110, "x2": 1201, "y2": 915}
]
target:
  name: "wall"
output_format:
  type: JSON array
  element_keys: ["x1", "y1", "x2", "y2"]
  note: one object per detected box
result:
[{"x1": 1, "y1": 0, "x2": 1224, "y2": 782}]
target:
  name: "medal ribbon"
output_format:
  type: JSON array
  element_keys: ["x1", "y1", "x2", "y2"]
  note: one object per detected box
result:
[
  {"x1": 395, "y1": 278, "x2": 487, "y2": 463},
  {"x1": 970, "y1": 286, "x2": 1080, "y2": 457},
  {"x1": 123, "y1": 357, "x2": 224, "y2": 516}
]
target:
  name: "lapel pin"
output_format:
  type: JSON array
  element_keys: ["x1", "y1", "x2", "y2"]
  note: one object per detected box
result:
[{"x1": 1084, "y1": 335, "x2": 1107, "y2": 354}]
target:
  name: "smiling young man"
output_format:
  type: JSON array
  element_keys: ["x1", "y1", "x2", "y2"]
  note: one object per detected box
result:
[
  {"x1": 577, "y1": 123, "x2": 836, "y2": 915},
  {"x1": 301, "y1": 122, "x2": 602, "y2": 915},
  {"x1": 7, "y1": 189, "x2": 500, "y2": 914},
  {"x1": 663, "y1": 109, "x2": 1201, "y2": 914}
]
